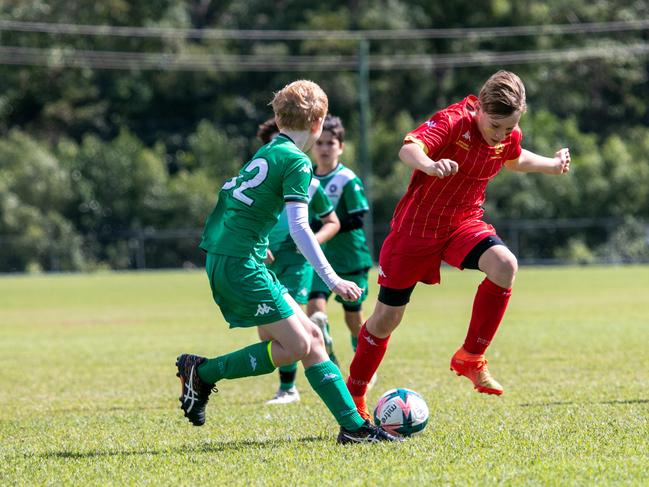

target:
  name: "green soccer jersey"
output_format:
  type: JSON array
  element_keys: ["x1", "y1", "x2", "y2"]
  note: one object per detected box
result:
[
  {"x1": 200, "y1": 134, "x2": 312, "y2": 261},
  {"x1": 314, "y1": 163, "x2": 373, "y2": 273},
  {"x1": 268, "y1": 179, "x2": 334, "y2": 265}
]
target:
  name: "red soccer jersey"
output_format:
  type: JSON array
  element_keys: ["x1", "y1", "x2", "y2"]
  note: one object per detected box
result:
[{"x1": 392, "y1": 95, "x2": 522, "y2": 239}]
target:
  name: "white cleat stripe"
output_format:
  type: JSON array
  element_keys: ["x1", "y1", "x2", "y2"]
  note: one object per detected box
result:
[{"x1": 182, "y1": 365, "x2": 197, "y2": 413}]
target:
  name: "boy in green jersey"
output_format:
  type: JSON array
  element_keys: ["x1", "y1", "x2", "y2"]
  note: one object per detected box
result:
[
  {"x1": 306, "y1": 115, "x2": 374, "y2": 373},
  {"x1": 175, "y1": 81, "x2": 400, "y2": 444},
  {"x1": 256, "y1": 118, "x2": 341, "y2": 405}
]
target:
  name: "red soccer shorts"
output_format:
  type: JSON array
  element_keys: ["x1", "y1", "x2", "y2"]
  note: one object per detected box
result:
[{"x1": 377, "y1": 219, "x2": 498, "y2": 289}]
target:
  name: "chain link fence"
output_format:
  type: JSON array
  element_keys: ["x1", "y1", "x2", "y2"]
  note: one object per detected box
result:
[{"x1": 4, "y1": 217, "x2": 644, "y2": 272}]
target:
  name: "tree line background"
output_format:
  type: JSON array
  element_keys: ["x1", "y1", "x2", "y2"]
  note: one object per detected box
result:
[{"x1": 1, "y1": 0, "x2": 649, "y2": 272}]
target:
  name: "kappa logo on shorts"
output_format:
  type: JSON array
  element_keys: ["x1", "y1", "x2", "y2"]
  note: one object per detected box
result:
[
  {"x1": 255, "y1": 303, "x2": 275, "y2": 316},
  {"x1": 249, "y1": 353, "x2": 257, "y2": 371}
]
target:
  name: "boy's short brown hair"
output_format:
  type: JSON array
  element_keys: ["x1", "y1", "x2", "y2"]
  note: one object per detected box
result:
[
  {"x1": 322, "y1": 114, "x2": 345, "y2": 143},
  {"x1": 271, "y1": 80, "x2": 328, "y2": 131},
  {"x1": 257, "y1": 117, "x2": 279, "y2": 144},
  {"x1": 479, "y1": 70, "x2": 527, "y2": 117}
]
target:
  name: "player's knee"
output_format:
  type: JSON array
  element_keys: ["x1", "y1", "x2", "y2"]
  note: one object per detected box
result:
[
  {"x1": 500, "y1": 252, "x2": 518, "y2": 279},
  {"x1": 308, "y1": 321, "x2": 325, "y2": 346},
  {"x1": 490, "y1": 252, "x2": 518, "y2": 287},
  {"x1": 285, "y1": 333, "x2": 311, "y2": 361}
]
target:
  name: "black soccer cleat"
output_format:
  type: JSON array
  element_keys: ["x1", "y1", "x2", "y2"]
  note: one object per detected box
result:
[
  {"x1": 336, "y1": 420, "x2": 404, "y2": 444},
  {"x1": 175, "y1": 354, "x2": 216, "y2": 426}
]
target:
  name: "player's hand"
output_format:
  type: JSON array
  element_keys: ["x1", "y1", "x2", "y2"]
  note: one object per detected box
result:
[
  {"x1": 333, "y1": 279, "x2": 362, "y2": 302},
  {"x1": 264, "y1": 249, "x2": 275, "y2": 265},
  {"x1": 554, "y1": 148, "x2": 571, "y2": 175},
  {"x1": 425, "y1": 158, "x2": 459, "y2": 178}
]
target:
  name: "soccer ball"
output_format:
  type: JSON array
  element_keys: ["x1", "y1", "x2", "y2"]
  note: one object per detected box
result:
[{"x1": 373, "y1": 388, "x2": 429, "y2": 437}]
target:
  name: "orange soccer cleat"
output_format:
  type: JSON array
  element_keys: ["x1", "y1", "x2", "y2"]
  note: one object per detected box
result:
[
  {"x1": 352, "y1": 394, "x2": 371, "y2": 421},
  {"x1": 450, "y1": 347, "x2": 503, "y2": 395}
]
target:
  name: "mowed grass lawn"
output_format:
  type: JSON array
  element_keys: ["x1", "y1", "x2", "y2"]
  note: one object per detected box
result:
[{"x1": 1, "y1": 266, "x2": 647, "y2": 485}]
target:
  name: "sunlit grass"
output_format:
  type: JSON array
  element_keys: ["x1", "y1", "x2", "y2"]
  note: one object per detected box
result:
[{"x1": 1, "y1": 266, "x2": 647, "y2": 485}]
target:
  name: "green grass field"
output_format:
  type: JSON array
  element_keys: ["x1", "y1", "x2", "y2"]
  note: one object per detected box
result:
[{"x1": 1, "y1": 266, "x2": 648, "y2": 485}]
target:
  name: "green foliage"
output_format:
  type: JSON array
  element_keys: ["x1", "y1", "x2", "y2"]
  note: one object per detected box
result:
[
  {"x1": 0, "y1": 130, "x2": 86, "y2": 271},
  {"x1": 184, "y1": 120, "x2": 245, "y2": 182},
  {"x1": 1, "y1": 1, "x2": 649, "y2": 270},
  {"x1": 596, "y1": 217, "x2": 649, "y2": 262}
]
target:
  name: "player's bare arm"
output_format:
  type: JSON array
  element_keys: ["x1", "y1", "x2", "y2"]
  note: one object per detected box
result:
[
  {"x1": 399, "y1": 143, "x2": 459, "y2": 178},
  {"x1": 313, "y1": 211, "x2": 340, "y2": 245},
  {"x1": 505, "y1": 148, "x2": 571, "y2": 175}
]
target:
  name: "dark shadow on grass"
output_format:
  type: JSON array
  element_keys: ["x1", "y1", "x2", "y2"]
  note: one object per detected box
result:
[
  {"x1": 49, "y1": 405, "x2": 169, "y2": 414},
  {"x1": 519, "y1": 400, "x2": 575, "y2": 407},
  {"x1": 599, "y1": 399, "x2": 649, "y2": 405},
  {"x1": 28, "y1": 435, "x2": 326, "y2": 460},
  {"x1": 520, "y1": 399, "x2": 648, "y2": 407}
]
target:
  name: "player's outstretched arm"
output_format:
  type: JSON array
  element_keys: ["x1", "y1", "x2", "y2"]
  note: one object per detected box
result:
[
  {"x1": 286, "y1": 202, "x2": 361, "y2": 302},
  {"x1": 399, "y1": 143, "x2": 458, "y2": 178},
  {"x1": 506, "y1": 148, "x2": 571, "y2": 175}
]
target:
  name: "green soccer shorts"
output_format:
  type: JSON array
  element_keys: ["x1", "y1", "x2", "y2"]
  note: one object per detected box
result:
[
  {"x1": 205, "y1": 253, "x2": 294, "y2": 328},
  {"x1": 310, "y1": 268, "x2": 369, "y2": 307},
  {"x1": 268, "y1": 257, "x2": 314, "y2": 305}
]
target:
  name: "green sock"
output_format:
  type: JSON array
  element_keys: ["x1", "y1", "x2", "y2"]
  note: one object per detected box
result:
[
  {"x1": 197, "y1": 341, "x2": 275, "y2": 383},
  {"x1": 279, "y1": 362, "x2": 298, "y2": 390},
  {"x1": 305, "y1": 360, "x2": 365, "y2": 431},
  {"x1": 351, "y1": 335, "x2": 358, "y2": 352}
]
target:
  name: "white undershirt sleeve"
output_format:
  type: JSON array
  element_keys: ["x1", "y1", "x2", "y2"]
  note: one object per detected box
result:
[{"x1": 286, "y1": 201, "x2": 341, "y2": 291}]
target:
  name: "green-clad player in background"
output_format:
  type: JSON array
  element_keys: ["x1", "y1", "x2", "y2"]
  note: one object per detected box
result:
[
  {"x1": 255, "y1": 118, "x2": 341, "y2": 405},
  {"x1": 306, "y1": 115, "x2": 375, "y2": 381},
  {"x1": 175, "y1": 80, "x2": 400, "y2": 443}
]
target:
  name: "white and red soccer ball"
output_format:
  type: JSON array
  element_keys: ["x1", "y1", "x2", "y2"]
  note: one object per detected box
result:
[{"x1": 373, "y1": 388, "x2": 429, "y2": 437}]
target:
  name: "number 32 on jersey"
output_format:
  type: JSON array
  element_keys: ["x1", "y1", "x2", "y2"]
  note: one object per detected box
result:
[{"x1": 222, "y1": 158, "x2": 269, "y2": 206}]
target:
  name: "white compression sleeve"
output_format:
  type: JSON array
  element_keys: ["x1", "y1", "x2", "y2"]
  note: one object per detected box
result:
[{"x1": 286, "y1": 202, "x2": 341, "y2": 290}]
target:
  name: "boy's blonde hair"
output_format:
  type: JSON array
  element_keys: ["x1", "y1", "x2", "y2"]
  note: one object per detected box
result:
[
  {"x1": 271, "y1": 80, "x2": 328, "y2": 131},
  {"x1": 479, "y1": 70, "x2": 527, "y2": 117}
]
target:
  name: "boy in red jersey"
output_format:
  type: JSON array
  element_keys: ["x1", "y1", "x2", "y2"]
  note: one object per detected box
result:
[{"x1": 347, "y1": 71, "x2": 571, "y2": 419}]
